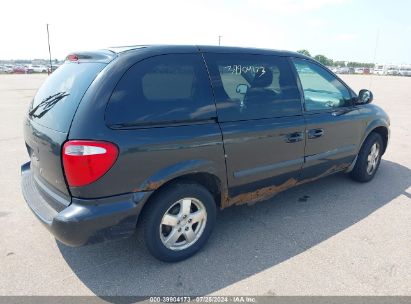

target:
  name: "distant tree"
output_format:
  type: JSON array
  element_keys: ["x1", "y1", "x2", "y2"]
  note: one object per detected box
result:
[
  {"x1": 347, "y1": 62, "x2": 360, "y2": 67},
  {"x1": 297, "y1": 49, "x2": 311, "y2": 57},
  {"x1": 333, "y1": 60, "x2": 346, "y2": 67},
  {"x1": 314, "y1": 54, "x2": 333, "y2": 66}
]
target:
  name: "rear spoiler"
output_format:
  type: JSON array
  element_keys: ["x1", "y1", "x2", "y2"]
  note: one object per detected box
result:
[{"x1": 65, "y1": 50, "x2": 117, "y2": 64}]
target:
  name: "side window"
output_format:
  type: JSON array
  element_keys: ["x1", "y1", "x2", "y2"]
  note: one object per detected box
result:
[
  {"x1": 204, "y1": 53, "x2": 302, "y2": 121},
  {"x1": 292, "y1": 58, "x2": 352, "y2": 111},
  {"x1": 106, "y1": 54, "x2": 215, "y2": 126}
]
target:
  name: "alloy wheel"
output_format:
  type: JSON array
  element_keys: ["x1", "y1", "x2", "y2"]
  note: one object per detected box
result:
[{"x1": 159, "y1": 197, "x2": 207, "y2": 251}]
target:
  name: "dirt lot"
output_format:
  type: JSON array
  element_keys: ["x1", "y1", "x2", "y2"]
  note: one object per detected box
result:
[{"x1": 0, "y1": 74, "x2": 410, "y2": 296}]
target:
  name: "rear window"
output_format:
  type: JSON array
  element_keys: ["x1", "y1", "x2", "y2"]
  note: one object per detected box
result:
[
  {"x1": 105, "y1": 54, "x2": 215, "y2": 127},
  {"x1": 29, "y1": 62, "x2": 106, "y2": 132}
]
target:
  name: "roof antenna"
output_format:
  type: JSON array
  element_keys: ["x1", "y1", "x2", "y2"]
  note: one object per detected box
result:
[{"x1": 46, "y1": 24, "x2": 53, "y2": 75}]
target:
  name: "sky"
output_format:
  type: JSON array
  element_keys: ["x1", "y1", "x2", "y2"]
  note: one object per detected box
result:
[{"x1": 1, "y1": 0, "x2": 410, "y2": 64}]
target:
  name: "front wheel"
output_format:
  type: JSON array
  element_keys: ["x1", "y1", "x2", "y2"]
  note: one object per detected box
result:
[
  {"x1": 350, "y1": 132, "x2": 383, "y2": 182},
  {"x1": 142, "y1": 183, "x2": 216, "y2": 262}
]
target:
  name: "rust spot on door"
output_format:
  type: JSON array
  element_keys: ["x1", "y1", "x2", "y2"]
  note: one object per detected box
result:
[
  {"x1": 228, "y1": 178, "x2": 299, "y2": 207},
  {"x1": 225, "y1": 163, "x2": 350, "y2": 208}
]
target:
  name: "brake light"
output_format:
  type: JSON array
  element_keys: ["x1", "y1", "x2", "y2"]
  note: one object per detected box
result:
[
  {"x1": 62, "y1": 140, "x2": 118, "y2": 187},
  {"x1": 67, "y1": 54, "x2": 79, "y2": 62}
]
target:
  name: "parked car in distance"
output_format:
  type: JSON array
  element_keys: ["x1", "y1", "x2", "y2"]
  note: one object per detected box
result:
[
  {"x1": 398, "y1": 67, "x2": 411, "y2": 76},
  {"x1": 373, "y1": 64, "x2": 386, "y2": 75},
  {"x1": 21, "y1": 45, "x2": 390, "y2": 262},
  {"x1": 387, "y1": 67, "x2": 400, "y2": 76},
  {"x1": 354, "y1": 67, "x2": 364, "y2": 74},
  {"x1": 337, "y1": 67, "x2": 351, "y2": 74},
  {"x1": 30, "y1": 65, "x2": 48, "y2": 73},
  {"x1": 5, "y1": 65, "x2": 14, "y2": 73},
  {"x1": 0, "y1": 64, "x2": 13, "y2": 74},
  {"x1": 12, "y1": 65, "x2": 28, "y2": 74},
  {"x1": 25, "y1": 65, "x2": 34, "y2": 74}
]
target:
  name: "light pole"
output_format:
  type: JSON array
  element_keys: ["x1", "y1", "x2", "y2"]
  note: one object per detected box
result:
[
  {"x1": 46, "y1": 24, "x2": 52, "y2": 75},
  {"x1": 218, "y1": 35, "x2": 222, "y2": 46}
]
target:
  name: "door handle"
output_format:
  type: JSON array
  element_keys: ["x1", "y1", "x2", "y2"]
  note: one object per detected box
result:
[
  {"x1": 285, "y1": 132, "x2": 304, "y2": 143},
  {"x1": 308, "y1": 128, "x2": 324, "y2": 139}
]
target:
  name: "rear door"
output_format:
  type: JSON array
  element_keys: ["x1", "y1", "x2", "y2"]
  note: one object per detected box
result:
[
  {"x1": 24, "y1": 61, "x2": 107, "y2": 201},
  {"x1": 204, "y1": 53, "x2": 306, "y2": 204},
  {"x1": 291, "y1": 58, "x2": 363, "y2": 180}
]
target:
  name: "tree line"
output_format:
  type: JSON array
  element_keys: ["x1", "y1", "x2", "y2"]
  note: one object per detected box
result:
[{"x1": 297, "y1": 50, "x2": 374, "y2": 68}]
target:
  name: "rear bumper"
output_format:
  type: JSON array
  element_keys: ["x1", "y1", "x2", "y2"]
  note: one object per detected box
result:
[{"x1": 21, "y1": 161, "x2": 152, "y2": 246}]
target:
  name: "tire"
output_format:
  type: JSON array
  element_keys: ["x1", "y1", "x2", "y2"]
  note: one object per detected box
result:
[
  {"x1": 142, "y1": 182, "x2": 216, "y2": 262},
  {"x1": 350, "y1": 132, "x2": 383, "y2": 182}
]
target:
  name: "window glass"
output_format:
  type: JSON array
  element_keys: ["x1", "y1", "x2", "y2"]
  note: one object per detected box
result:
[
  {"x1": 204, "y1": 53, "x2": 302, "y2": 121},
  {"x1": 29, "y1": 62, "x2": 106, "y2": 132},
  {"x1": 293, "y1": 59, "x2": 352, "y2": 111},
  {"x1": 142, "y1": 65, "x2": 194, "y2": 100},
  {"x1": 106, "y1": 54, "x2": 215, "y2": 126}
]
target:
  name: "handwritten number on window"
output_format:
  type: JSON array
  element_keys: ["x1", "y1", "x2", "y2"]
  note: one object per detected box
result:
[{"x1": 224, "y1": 65, "x2": 266, "y2": 77}]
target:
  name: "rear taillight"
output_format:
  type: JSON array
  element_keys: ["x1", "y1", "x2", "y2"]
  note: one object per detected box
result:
[{"x1": 62, "y1": 140, "x2": 118, "y2": 187}]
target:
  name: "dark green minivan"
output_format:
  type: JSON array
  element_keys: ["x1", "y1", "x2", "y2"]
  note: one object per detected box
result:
[{"x1": 21, "y1": 45, "x2": 390, "y2": 262}]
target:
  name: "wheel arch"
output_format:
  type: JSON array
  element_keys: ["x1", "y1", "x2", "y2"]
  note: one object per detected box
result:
[
  {"x1": 371, "y1": 126, "x2": 389, "y2": 155},
  {"x1": 135, "y1": 159, "x2": 227, "y2": 214},
  {"x1": 347, "y1": 121, "x2": 389, "y2": 173},
  {"x1": 362, "y1": 122, "x2": 389, "y2": 155},
  {"x1": 137, "y1": 171, "x2": 223, "y2": 227}
]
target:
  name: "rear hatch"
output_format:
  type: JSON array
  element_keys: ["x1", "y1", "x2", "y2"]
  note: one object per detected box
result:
[{"x1": 24, "y1": 53, "x2": 111, "y2": 203}]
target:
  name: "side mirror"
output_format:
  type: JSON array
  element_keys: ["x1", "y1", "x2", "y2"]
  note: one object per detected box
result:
[
  {"x1": 236, "y1": 84, "x2": 248, "y2": 95},
  {"x1": 357, "y1": 89, "x2": 373, "y2": 104}
]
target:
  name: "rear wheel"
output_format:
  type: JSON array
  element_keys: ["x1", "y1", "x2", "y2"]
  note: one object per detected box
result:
[
  {"x1": 143, "y1": 183, "x2": 216, "y2": 262},
  {"x1": 350, "y1": 132, "x2": 383, "y2": 182}
]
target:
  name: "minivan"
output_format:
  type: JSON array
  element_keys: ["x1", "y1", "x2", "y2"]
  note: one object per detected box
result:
[{"x1": 21, "y1": 45, "x2": 390, "y2": 262}]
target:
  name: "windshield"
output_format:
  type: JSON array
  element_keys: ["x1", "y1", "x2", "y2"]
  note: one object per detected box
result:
[{"x1": 30, "y1": 62, "x2": 106, "y2": 132}]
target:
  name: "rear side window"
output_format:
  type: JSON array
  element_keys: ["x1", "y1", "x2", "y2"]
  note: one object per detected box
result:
[
  {"x1": 29, "y1": 62, "x2": 106, "y2": 132},
  {"x1": 204, "y1": 53, "x2": 302, "y2": 121},
  {"x1": 106, "y1": 54, "x2": 215, "y2": 127}
]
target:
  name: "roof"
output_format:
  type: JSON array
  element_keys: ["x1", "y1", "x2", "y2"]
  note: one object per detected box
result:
[
  {"x1": 106, "y1": 44, "x2": 308, "y2": 59},
  {"x1": 65, "y1": 45, "x2": 310, "y2": 65},
  {"x1": 197, "y1": 45, "x2": 306, "y2": 58}
]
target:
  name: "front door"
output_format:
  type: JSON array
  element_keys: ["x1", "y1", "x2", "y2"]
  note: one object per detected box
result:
[
  {"x1": 203, "y1": 52, "x2": 306, "y2": 205},
  {"x1": 292, "y1": 58, "x2": 363, "y2": 180}
]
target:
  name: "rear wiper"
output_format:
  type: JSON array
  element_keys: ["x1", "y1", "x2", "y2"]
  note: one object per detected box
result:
[{"x1": 29, "y1": 92, "x2": 69, "y2": 118}]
